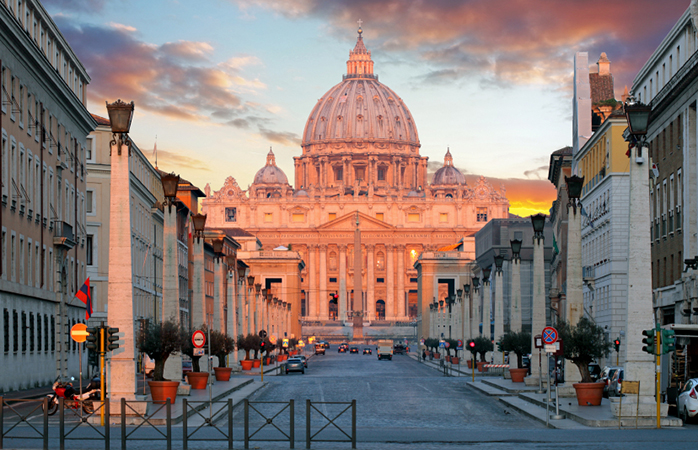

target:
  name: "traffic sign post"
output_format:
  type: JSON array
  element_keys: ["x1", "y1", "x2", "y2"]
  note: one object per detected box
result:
[
  {"x1": 542, "y1": 327, "x2": 558, "y2": 345},
  {"x1": 192, "y1": 330, "x2": 206, "y2": 348},
  {"x1": 71, "y1": 323, "x2": 88, "y2": 412}
]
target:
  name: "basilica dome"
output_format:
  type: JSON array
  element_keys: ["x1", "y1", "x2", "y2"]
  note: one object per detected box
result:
[
  {"x1": 301, "y1": 28, "x2": 419, "y2": 152},
  {"x1": 253, "y1": 149, "x2": 288, "y2": 185},
  {"x1": 431, "y1": 149, "x2": 466, "y2": 185}
]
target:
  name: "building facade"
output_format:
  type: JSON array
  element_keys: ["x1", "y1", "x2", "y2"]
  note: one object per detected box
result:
[
  {"x1": 202, "y1": 28, "x2": 510, "y2": 338},
  {"x1": 1, "y1": 0, "x2": 95, "y2": 391}
]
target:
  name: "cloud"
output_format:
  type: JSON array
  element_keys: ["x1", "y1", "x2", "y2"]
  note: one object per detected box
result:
[
  {"x1": 43, "y1": 0, "x2": 107, "y2": 13},
  {"x1": 258, "y1": 127, "x2": 301, "y2": 146},
  {"x1": 149, "y1": 149, "x2": 212, "y2": 172},
  {"x1": 523, "y1": 165, "x2": 549, "y2": 180},
  {"x1": 232, "y1": 0, "x2": 687, "y2": 93}
]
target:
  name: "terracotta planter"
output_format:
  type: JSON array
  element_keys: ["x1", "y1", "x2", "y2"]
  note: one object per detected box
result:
[
  {"x1": 265, "y1": 357, "x2": 272, "y2": 365},
  {"x1": 252, "y1": 359, "x2": 261, "y2": 368},
  {"x1": 510, "y1": 368, "x2": 528, "y2": 383},
  {"x1": 477, "y1": 361, "x2": 487, "y2": 372},
  {"x1": 278, "y1": 354, "x2": 286, "y2": 362},
  {"x1": 186, "y1": 372, "x2": 209, "y2": 390},
  {"x1": 148, "y1": 381, "x2": 180, "y2": 404},
  {"x1": 451, "y1": 357, "x2": 459, "y2": 365},
  {"x1": 467, "y1": 359, "x2": 473, "y2": 369},
  {"x1": 289, "y1": 350, "x2": 297, "y2": 356},
  {"x1": 573, "y1": 382, "x2": 605, "y2": 406},
  {"x1": 445, "y1": 355, "x2": 451, "y2": 363},
  {"x1": 214, "y1": 367, "x2": 233, "y2": 381},
  {"x1": 240, "y1": 359, "x2": 254, "y2": 371},
  {"x1": 434, "y1": 353, "x2": 441, "y2": 359}
]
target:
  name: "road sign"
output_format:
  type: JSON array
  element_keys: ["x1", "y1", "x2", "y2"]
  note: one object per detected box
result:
[
  {"x1": 282, "y1": 338, "x2": 289, "y2": 348},
  {"x1": 444, "y1": 341, "x2": 450, "y2": 348},
  {"x1": 457, "y1": 339, "x2": 463, "y2": 350},
  {"x1": 542, "y1": 327, "x2": 558, "y2": 345},
  {"x1": 193, "y1": 348, "x2": 205, "y2": 356},
  {"x1": 534, "y1": 335, "x2": 543, "y2": 349},
  {"x1": 70, "y1": 323, "x2": 88, "y2": 343},
  {"x1": 298, "y1": 340, "x2": 305, "y2": 347},
  {"x1": 269, "y1": 335, "x2": 277, "y2": 344},
  {"x1": 439, "y1": 341, "x2": 445, "y2": 348},
  {"x1": 544, "y1": 344, "x2": 557, "y2": 354},
  {"x1": 259, "y1": 330, "x2": 267, "y2": 339},
  {"x1": 192, "y1": 330, "x2": 206, "y2": 348}
]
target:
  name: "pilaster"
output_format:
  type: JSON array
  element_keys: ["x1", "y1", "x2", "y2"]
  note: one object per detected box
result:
[
  {"x1": 386, "y1": 244, "x2": 395, "y2": 320},
  {"x1": 367, "y1": 244, "x2": 375, "y2": 320},
  {"x1": 565, "y1": 205, "x2": 583, "y2": 384}
]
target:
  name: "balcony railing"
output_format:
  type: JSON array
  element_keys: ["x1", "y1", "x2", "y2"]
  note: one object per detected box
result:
[{"x1": 583, "y1": 266, "x2": 595, "y2": 280}]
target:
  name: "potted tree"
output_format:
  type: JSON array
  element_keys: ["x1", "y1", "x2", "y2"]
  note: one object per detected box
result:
[
  {"x1": 559, "y1": 317, "x2": 612, "y2": 406},
  {"x1": 211, "y1": 330, "x2": 236, "y2": 381},
  {"x1": 474, "y1": 336, "x2": 493, "y2": 372},
  {"x1": 445, "y1": 339, "x2": 460, "y2": 365},
  {"x1": 500, "y1": 330, "x2": 531, "y2": 382},
  {"x1": 261, "y1": 339, "x2": 275, "y2": 365},
  {"x1": 249, "y1": 334, "x2": 262, "y2": 368},
  {"x1": 137, "y1": 318, "x2": 185, "y2": 404},
  {"x1": 181, "y1": 324, "x2": 210, "y2": 389},
  {"x1": 237, "y1": 334, "x2": 254, "y2": 370},
  {"x1": 288, "y1": 338, "x2": 299, "y2": 356}
]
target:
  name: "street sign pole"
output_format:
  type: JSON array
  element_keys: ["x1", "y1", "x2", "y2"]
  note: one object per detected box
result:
[
  {"x1": 656, "y1": 328, "x2": 661, "y2": 429},
  {"x1": 100, "y1": 323, "x2": 105, "y2": 427}
]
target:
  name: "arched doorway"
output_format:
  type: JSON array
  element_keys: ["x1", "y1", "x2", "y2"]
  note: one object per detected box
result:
[
  {"x1": 329, "y1": 297, "x2": 338, "y2": 320},
  {"x1": 376, "y1": 300, "x2": 385, "y2": 320}
]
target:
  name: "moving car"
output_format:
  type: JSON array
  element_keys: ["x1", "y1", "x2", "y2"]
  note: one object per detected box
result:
[
  {"x1": 319, "y1": 341, "x2": 330, "y2": 349},
  {"x1": 608, "y1": 368, "x2": 624, "y2": 397},
  {"x1": 363, "y1": 348, "x2": 372, "y2": 355},
  {"x1": 338, "y1": 346, "x2": 347, "y2": 353},
  {"x1": 678, "y1": 378, "x2": 698, "y2": 424},
  {"x1": 377, "y1": 339, "x2": 393, "y2": 360},
  {"x1": 349, "y1": 347, "x2": 359, "y2": 354},
  {"x1": 299, "y1": 355, "x2": 308, "y2": 368},
  {"x1": 588, "y1": 363, "x2": 602, "y2": 382},
  {"x1": 314, "y1": 344, "x2": 325, "y2": 355},
  {"x1": 285, "y1": 357, "x2": 305, "y2": 374}
]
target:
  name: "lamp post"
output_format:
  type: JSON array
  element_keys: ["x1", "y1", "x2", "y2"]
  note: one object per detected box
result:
[
  {"x1": 493, "y1": 254, "x2": 504, "y2": 364},
  {"x1": 528, "y1": 213, "x2": 547, "y2": 386},
  {"x1": 431, "y1": 298, "x2": 438, "y2": 339},
  {"x1": 254, "y1": 283, "x2": 262, "y2": 335},
  {"x1": 564, "y1": 174, "x2": 585, "y2": 384},
  {"x1": 481, "y1": 267, "x2": 491, "y2": 339},
  {"x1": 105, "y1": 99, "x2": 138, "y2": 404},
  {"x1": 457, "y1": 289, "x2": 464, "y2": 341},
  {"x1": 238, "y1": 273, "x2": 247, "y2": 336},
  {"x1": 191, "y1": 213, "x2": 207, "y2": 328},
  {"x1": 621, "y1": 95, "x2": 657, "y2": 408},
  {"x1": 446, "y1": 295, "x2": 456, "y2": 339}
]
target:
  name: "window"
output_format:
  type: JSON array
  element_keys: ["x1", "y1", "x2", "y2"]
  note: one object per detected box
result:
[
  {"x1": 86, "y1": 137, "x2": 94, "y2": 161},
  {"x1": 86, "y1": 235, "x2": 93, "y2": 265},
  {"x1": 37, "y1": 314, "x2": 41, "y2": 352},
  {"x1": 3, "y1": 309, "x2": 8, "y2": 353},
  {"x1": 376, "y1": 278, "x2": 385, "y2": 283},
  {"x1": 29, "y1": 313, "x2": 34, "y2": 352},
  {"x1": 329, "y1": 277, "x2": 337, "y2": 283},
  {"x1": 376, "y1": 252, "x2": 385, "y2": 270},
  {"x1": 328, "y1": 213, "x2": 336, "y2": 221},
  {"x1": 86, "y1": 190, "x2": 93, "y2": 214},
  {"x1": 377, "y1": 167, "x2": 386, "y2": 181},
  {"x1": 21, "y1": 311, "x2": 26, "y2": 352},
  {"x1": 292, "y1": 213, "x2": 305, "y2": 223},
  {"x1": 225, "y1": 207, "x2": 236, "y2": 222},
  {"x1": 51, "y1": 316, "x2": 55, "y2": 351},
  {"x1": 439, "y1": 213, "x2": 448, "y2": 223},
  {"x1": 376, "y1": 213, "x2": 384, "y2": 221},
  {"x1": 407, "y1": 213, "x2": 420, "y2": 223},
  {"x1": 44, "y1": 314, "x2": 49, "y2": 351},
  {"x1": 477, "y1": 207, "x2": 488, "y2": 222},
  {"x1": 264, "y1": 213, "x2": 273, "y2": 223},
  {"x1": 410, "y1": 277, "x2": 418, "y2": 283},
  {"x1": 334, "y1": 167, "x2": 343, "y2": 182},
  {"x1": 12, "y1": 310, "x2": 18, "y2": 352},
  {"x1": 329, "y1": 252, "x2": 337, "y2": 271}
]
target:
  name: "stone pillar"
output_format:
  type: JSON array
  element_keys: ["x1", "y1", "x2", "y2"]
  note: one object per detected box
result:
[
  {"x1": 482, "y1": 278, "x2": 491, "y2": 339},
  {"x1": 367, "y1": 245, "x2": 375, "y2": 320},
  {"x1": 493, "y1": 270, "x2": 504, "y2": 364},
  {"x1": 319, "y1": 245, "x2": 328, "y2": 320},
  {"x1": 214, "y1": 257, "x2": 225, "y2": 331},
  {"x1": 309, "y1": 245, "x2": 317, "y2": 319},
  {"x1": 227, "y1": 268, "x2": 238, "y2": 366},
  {"x1": 238, "y1": 278, "x2": 246, "y2": 337},
  {"x1": 191, "y1": 237, "x2": 205, "y2": 328},
  {"x1": 397, "y1": 245, "x2": 406, "y2": 320},
  {"x1": 510, "y1": 258, "x2": 522, "y2": 368},
  {"x1": 386, "y1": 245, "x2": 395, "y2": 320},
  {"x1": 107, "y1": 137, "x2": 136, "y2": 402},
  {"x1": 565, "y1": 204, "x2": 584, "y2": 384},
  {"x1": 247, "y1": 284, "x2": 255, "y2": 335},
  {"x1": 161, "y1": 202, "x2": 182, "y2": 382},
  {"x1": 462, "y1": 289, "x2": 470, "y2": 341},
  {"x1": 527, "y1": 234, "x2": 546, "y2": 385},
  {"x1": 339, "y1": 244, "x2": 347, "y2": 321},
  {"x1": 472, "y1": 289, "x2": 480, "y2": 338}
]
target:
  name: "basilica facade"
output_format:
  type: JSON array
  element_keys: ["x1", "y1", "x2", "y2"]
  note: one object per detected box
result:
[{"x1": 202, "y1": 28, "x2": 510, "y2": 326}]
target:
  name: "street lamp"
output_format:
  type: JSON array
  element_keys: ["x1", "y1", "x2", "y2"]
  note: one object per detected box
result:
[
  {"x1": 457, "y1": 289, "x2": 463, "y2": 302},
  {"x1": 493, "y1": 254, "x2": 504, "y2": 274},
  {"x1": 105, "y1": 99, "x2": 134, "y2": 154},
  {"x1": 510, "y1": 239, "x2": 522, "y2": 261},
  {"x1": 160, "y1": 172, "x2": 180, "y2": 208},
  {"x1": 212, "y1": 238, "x2": 224, "y2": 257},
  {"x1": 482, "y1": 267, "x2": 492, "y2": 285},
  {"x1": 472, "y1": 277, "x2": 480, "y2": 292},
  {"x1": 463, "y1": 284, "x2": 470, "y2": 296},
  {"x1": 191, "y1": 213, "x2": 207, "y2": 239},
  {"x1": 247, "y1": 275, "x2": 255, "y2": 287},
  {"x1": 624, "y1": 95, "x2": 651, "y2": 138},
  {"x1": 530, "y1": 213, "x2": 546, "y2": 240}
]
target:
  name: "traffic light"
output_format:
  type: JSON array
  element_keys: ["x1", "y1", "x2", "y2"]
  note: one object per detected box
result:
[
  {"x1": 86, "y1": 327, "x2": 99, "y2": 351},
  {"x1": 469, "y1": 340, "x2": 475, "y2": 350},
  {"x1": 661, "y1": 329, "x2": 676, "y2": 354},
  {"x1": 614, "y1": 338, "x2": 621, "y2": 353},
  {"x1": 641, "y1": 329, "x2": 656, "y2": 355},
  {"x1": 496, "y1": 340, "x2": 502, "y2": 352},
  {"x1": 106, "y1": 327, "x2": 120, "y2": 351},
  {"x1": 260, "y1": 340, "x2": 266, "y2": 353}
]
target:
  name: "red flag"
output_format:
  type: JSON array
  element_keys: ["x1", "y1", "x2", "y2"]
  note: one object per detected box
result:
[{"x1": 76, "y1": 278, "x2": 92, "y2": 320}]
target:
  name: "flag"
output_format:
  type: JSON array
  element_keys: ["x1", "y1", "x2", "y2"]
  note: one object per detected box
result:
[{"x1": 76, "y1": 278, "x2": 92, "y2": 320}]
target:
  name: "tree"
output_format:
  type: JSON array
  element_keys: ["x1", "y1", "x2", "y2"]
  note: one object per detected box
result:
[
  {"x1": 473, "y1": 336, "x2": 493, "y2": 362},
  {"x1": 137, "y1": 319, "x2": 185, "y2": 382},
  {"x1": 558, "y1": 317, "x2": 612, "y2": 383},
  {"x1": 237, "y1": 334, "x2": 252, "y2": 360},
  {"x1": 500, "y1": 330, "x2": 531, "y2": 368},
  {"x1": 210, "y1": 330, "x2": 235, "y2": 368},
  {"x1": 445, "y1": 338, "x2": 459, "y2": 356},
  {"x1": 248, "y1": 334, "x2": 262, "y2": 359}
]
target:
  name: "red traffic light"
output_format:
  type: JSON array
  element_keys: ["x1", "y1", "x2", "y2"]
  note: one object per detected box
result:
[
  {"x1": 614, "y1": 339, "x2": 620, "y2": 345},
  {"x1": 469, "y1": 341, "x2": 475, "y2": 348}
]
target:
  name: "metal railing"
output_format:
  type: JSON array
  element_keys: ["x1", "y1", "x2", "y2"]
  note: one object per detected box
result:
[
  {"x1": 306, "y1": 400, "x2": 356, "y2": 449},
  {"x1": 120, "y1": 398, "x2": 171, "y2": 450},
  {"x1": 244, "y1": 399, "x2": 295, "y2": 449},
  {"x1": 0, "y1": 397, "x2": 49, "y2": 450},
  {"x1": 183, "y1": 399, "x2": 233, "y2": 450}
]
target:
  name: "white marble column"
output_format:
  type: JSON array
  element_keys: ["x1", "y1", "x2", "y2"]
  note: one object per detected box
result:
[
  {"x1": 107, "y1": 135, "x2": 136, "y2": 401},
  {"x1": 238, "y1": 277, "x2": 246, "y2": 337},
  {"x1": 214, "y1": 257, "x2": 225, "y2": 332},
  {"x1": 510, "y1": 258, "x2": 522, "y2": 368},
  {"x1": 387, "y1": 245, "x2": 395, "y2": 320},
  {"x1": 227, "y1": 268, "x2": 238, "y2": 365},
  {"x1": 339, "y1": 244, "x2": 347, "y2": 321},
  {"x1": 565, "y1": 204, "x2": 584, "y2": 384},
  {"x1": 471, "y1": 288, "x2": 480, "y2": 338},
  {"x1": 162, "y1": 201, "x2": 182, "y2": 382},
  {"x1": 319, "y1": 245, "x2": 328, "y2": 320},
  {"x1": 462, "y1": 288, "x2": 471, "y2": 340},
  {"x1": 367, "y1": 245, "x2": 375, "y2": 320},
  {"x1": 527, "y1": 233, "x2": 546, "y2": 384},
  {"x1": 397, "y1": 245, "x2": 406, "y2": 320},
  {"x1": 482, "y1": 278, "x2": 491, "y2": 339},
  {"x1": 493, "y1": 270, "x2": 504, "y2": 364},
  {"x1": 308, "y1": 245, "x2": 317, "y2": 320},
  {"x1": 191, "y1": 237, "x2": 205, "y2": 328}
]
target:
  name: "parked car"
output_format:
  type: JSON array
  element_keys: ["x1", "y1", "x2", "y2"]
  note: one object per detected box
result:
[
  {"x1": 285, "y1": 357, "x2": 305, "y2": 374},
  {"x1": 299, "y1": 355, "x2": 308, "y2": 368},
  {"x1": 600, "y1": 366, "x2": 622, "y2": 398},
  {"x1": 363, "y1": 348, "x2": 372, "y2": 355},
  {"x1": 182, "y1": 360, "x2": 193, "y2": 374},
  {"x1": 608, "y1": 368, "x2": 625, "y2": 397},
  {"x1": 349, "y1": 347, "x2": 359, "y2": 354},
  {"x1": 588, "y1": 363, "x2": 602, "y2": 382},
  {"x1": 678, "y1": 378, "x2": 698, "y2": 424}
]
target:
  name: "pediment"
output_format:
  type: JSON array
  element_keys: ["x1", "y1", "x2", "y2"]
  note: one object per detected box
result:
[{"x1": 317, "y1": 211, "x2": 395, "y2": 231}]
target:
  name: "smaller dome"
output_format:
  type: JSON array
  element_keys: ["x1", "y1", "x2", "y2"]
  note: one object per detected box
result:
[
  {"x1": 431, "y1": 148, "x2": 466, "y2": 186},
  {"x1": 253, "y1": 148, "x2": 289, "y2": 185},
  {"x1": 294, "y1": 189, "x2": 309, "y2": 197},
  {"x1": 407, "y1": 190, "x2": 422, "y2": 197}
]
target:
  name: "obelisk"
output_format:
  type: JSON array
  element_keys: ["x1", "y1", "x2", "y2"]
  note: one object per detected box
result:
[{"x1": 353, "y1": 212, "x2": 364, "y2": 340}]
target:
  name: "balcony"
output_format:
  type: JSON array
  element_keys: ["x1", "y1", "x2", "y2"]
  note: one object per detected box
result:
[
  {"x1": 53, "y1": 221, "x2": 76, "y2": 249},
  {"x1": 583, "y1": 265, "x2": 595, "y2": 280}
]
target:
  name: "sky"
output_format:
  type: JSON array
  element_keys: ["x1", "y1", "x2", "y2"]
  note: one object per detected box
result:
[{"x1": 43, "y1": 0, "x2": 690, "y2": 217}]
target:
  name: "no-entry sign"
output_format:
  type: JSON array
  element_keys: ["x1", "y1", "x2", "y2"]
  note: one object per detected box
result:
[
  {"x1": 70, "y1": 323, "x2": 88, "y2": 343},
  {"x1": 192, "y1": 330, "x2": 206, "y2": 348}
]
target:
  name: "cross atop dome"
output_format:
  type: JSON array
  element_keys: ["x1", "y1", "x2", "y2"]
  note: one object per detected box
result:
[
  {"x1": 347, "y1": 21, "x2": 374, "y2": 78},
  {"x1": 266, "y1": 147, "x2": 277, "y2": 166},
  {"x1": 444, "y1": 148, "x2": 453, "y2": 166}
]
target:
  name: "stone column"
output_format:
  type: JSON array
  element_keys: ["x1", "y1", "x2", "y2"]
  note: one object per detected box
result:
[
  {"x1": 191, "y1": 237, "x2": 205, "y2": 328},
  {"x1": 161, "y1": 201, "x2": 182, "y2": 382},
  {"x1": 253, "y1": 285, "x2": 260, "y2": 335},
  {"x1": 367, "y1": 245, "x2": 375, "y2": 320},
  {"x1": 526, "y1": 233, "x2": 546, "y2": 385},
  {"x1": 565, "y1": 203, "x2": 584, "y2": 384},
  {"x1": 339, "y1": 244, "x2": 347, "y2": 321},
  {"x1": 397, "y1": 245, "x2": 406, "y2": 320},
  {"x1": 386, "y1": 245, "x2": 395, "y2": 320},
  {"x1": 493, "y1": 269, "x2": 504, "y2": 364},
  {"x1": 238, "y1": 278, "x2": 246, "y2": 337},
  {"x1": 510, "y1": 258, "x2": 522, "y2": 368},
  {"x1": 308, "y1": 245, "x2": 317, "y2": 320},
  {"x1": 214, "y1": 257, "x2": 225, "y2": 332},
  {"x1": 319, "y1": 245, "x2": 328, "y2": 320},
  {"x1": 482, "y1": 278, "x2": 491, "y2": 339},
  {"x1": 472, "y1": 289, "x2": 480, "y2": 338},
  {"x1": 462, "y1": 289, "x2": 470, "y2": 341},
  {"x1": 107, "y1": 136, "x2": 136, "y2": 402},
  {"x1": 227, "y1": 267, "x2": 238, "y2": 366}
]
